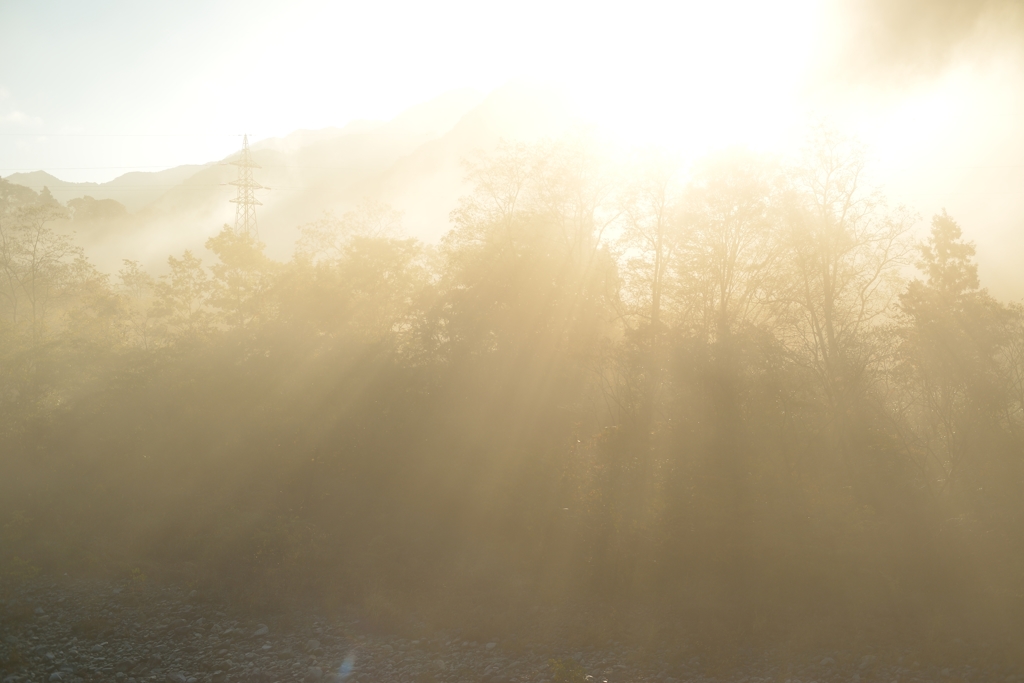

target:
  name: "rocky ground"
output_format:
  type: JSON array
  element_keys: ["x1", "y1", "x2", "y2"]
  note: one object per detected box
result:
[{"x1": 0, "y1": 577, "x2": 1009, "y2": 683}]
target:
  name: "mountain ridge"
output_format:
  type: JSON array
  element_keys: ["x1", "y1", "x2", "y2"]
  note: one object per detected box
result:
[{"x1": 3, "y1": 84, "x2": 570, "y2": 273}]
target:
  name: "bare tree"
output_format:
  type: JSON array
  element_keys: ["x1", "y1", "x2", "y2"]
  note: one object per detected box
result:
[
  {"x1": 613, "y1": 152, "x2": 683, "y2": 427},
  {"x1": 679, "y1": 149, "x2": 786, "y2": 344},
  {"x1": 782, "y1": 129, "x2": 913, "y2": 417},
  {"x1": 296, "y1": 200, "x2": 404, "y2": 265},
  {"x1": 0, "y1": 186, "x2": 76, "y2": 347}
]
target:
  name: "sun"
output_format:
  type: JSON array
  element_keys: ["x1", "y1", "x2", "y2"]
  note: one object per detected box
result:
[{"x1": 555, "y1": 0, "x2": 826, "y2": 160}]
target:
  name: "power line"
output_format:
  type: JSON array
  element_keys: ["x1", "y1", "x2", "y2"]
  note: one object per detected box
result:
[
  {"x1": 8, "y1": 186, "x2": 283, "y2": 191},
  {"x1": 3, "y1": 162, "x2": 1024, "y2": 172},
  {"x1": 0, "y1": 164, "x2": 374, "y2": 171},
  {"x1": 0, "y1": 166, "x2": 207, "y2": 171},
  {"x1": 229, "y1": 134, "x2": 264, "y2": 238},
  {"x1": 0, "y1": 133, "x2": 245, "y2": 137}
]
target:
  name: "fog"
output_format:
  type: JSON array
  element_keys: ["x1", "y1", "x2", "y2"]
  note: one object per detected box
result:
[{"x1": 4, "y1": 1, "x2": 1024, "y2": 680}]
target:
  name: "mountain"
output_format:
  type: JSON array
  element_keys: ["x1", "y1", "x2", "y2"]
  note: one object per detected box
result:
[
  {"x1": 6, "y1": 83, "x2": 1024, "y2": 302},
  {"x1": 6, "y1": 165, "x2": 210, "y2": 213},
  {"x1": 5, "y1": 84, "x2": 572, "y2": 273}
]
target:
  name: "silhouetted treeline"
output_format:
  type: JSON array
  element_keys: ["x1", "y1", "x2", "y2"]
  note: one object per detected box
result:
[{"x1": 3, "y1": 129, "x2": 1024, "y2": 659}]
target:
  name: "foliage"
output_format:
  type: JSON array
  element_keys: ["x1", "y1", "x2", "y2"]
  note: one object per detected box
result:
[{"x1": 1, "y1": 133, "x2": 1024, "y2": 659}]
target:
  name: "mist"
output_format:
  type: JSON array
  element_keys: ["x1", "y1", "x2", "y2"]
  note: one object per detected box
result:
[
  {"x1": 830, "y1": 0, "x2": 1024, "y2": 79},
  {"x1": 4, "y1": 2, "x2": 1024, "y2": 683}
]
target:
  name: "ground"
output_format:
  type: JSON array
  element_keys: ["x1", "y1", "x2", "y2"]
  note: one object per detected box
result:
[{"x1": 0, "y1": 577, "x2": 1001, "y2": 683}]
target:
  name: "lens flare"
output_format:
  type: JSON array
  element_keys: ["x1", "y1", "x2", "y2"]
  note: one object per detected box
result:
[{"x1": 338, "y1": 652, "x2": 356, "y2": 679}]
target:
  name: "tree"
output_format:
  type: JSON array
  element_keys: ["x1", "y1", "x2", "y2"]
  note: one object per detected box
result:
[
  {"x1": 153, "y1": 250, "x2": 212, "y2": 344},
  {"x1": 654, "y1": 151, "x2": 790, "y2": 631},
  {"x1": 295, "y1": 201, "x2": 403, "y2": 265},
  {"x1": 680, "y1": 149, "x2": 785, "y2": 345},
  {"x1": 118, "y1": 260, "x2": 156, "y2": 350},
  {"x1": 783, "y1": 129, "x2": 913, "y2": 423},
  {"x1": 0, "y1": 182, "x2": 116, "y2": 415},
  {"x1": 897, "y1": 211, "x2": 1012, "y2": 495},
  {"x1": 615, "y1": 152, "x2": 682, "y2": 424},
  {"x1": 283, "y1": 203, "x2": 427, "y2": 351},
  {"x1": 206, "y1": 225, "x2": 276, "y2": 331},
  {"x1": 0, "y1": 178, "x2": 40, "y2": 335},
  {"x1": 440, "y1": 137, "x2": 618, "y2": 365},
  {"x1": 0, "y1": 185, "x2": 76, "y2": 347}
]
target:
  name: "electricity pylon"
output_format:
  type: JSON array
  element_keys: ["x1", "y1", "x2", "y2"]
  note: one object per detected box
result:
[{"x1": 229, "y1": 134, "x2": 263, "y2": 238}]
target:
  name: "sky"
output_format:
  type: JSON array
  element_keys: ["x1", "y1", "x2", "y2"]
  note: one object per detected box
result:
[
  {"x1": 1, "y1": 0, "x2": 1018, "y2": 176},
  {"x1": 2, "y1": 0, "x2": 1024, "y2": 292},
  {"x1": 0, "y1": 0, "x2": 826, "y2": 182}
]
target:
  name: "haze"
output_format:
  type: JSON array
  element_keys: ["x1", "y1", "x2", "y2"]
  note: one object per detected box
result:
[{"x1": 3, "y1": 1, "x2": 1024, "y2": 681}]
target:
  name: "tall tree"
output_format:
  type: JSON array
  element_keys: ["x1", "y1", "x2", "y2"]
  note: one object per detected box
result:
[
  {"x1": 118, "y1": 260, "x2": 156, "y2": 350},
  {"x1": 783, "y1": 129, "x2": 912, "y2": 424},
  {"x1": 153, "y1": 250, "x2": 212, "y2": 344},
  {"x1": 616, "y1": 152, "x2": 682, "y2": 424},
  {"x1": 206, "y1": 225, "x2": 276, "y2": 332},
  {"x1": 898, "y1": 211, "x2": 1011, "y2": 495},
  {"x1": 0, "y1": 186, "x2": 76, "y2": 347}
]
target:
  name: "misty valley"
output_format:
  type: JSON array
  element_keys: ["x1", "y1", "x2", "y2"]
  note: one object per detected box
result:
[
  {"x1": 3, "y1": 125, "x2": 1024, "y2": 683},
  {"x1": 5, "y1": 0, "x2": 1024, "y2": 679}
]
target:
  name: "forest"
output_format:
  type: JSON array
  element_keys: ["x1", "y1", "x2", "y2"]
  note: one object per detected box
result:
[{"x1": 2, "y1": 127, "x2": 1024, "y2": 664}]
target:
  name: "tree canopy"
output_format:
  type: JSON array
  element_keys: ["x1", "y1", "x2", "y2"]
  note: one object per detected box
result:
[{"x1": 2, "y1": 135, "x2": 1023, "y2": 660}]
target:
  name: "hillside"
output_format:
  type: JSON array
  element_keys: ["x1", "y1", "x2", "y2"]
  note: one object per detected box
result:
[
  {"x1": 6, "y1": 165, "x2": 210, "y2": 213},
  {"x1": 4, "y1": 84, "x2": 571, "y2": 273}
]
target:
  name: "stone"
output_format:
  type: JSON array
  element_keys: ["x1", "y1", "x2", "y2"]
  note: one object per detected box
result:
[
  {"x1": 306, "y1": 639, "x2": 321, "y2": 653},
  {"x1": 820, "y1": 657, "x2": 836, "y2": 666},
  {"x1": 486, "y1": 643, "x2": 497, "y2": 651},
  {"x1": 48, "y1": 675, "x2": 63, "y2": 683},
  {"x1": 253, "y1": 625, "x2": 269, "y2": 637},
  {"x1": 166, "y1": 673, "x2": 187, "y2": 683}
]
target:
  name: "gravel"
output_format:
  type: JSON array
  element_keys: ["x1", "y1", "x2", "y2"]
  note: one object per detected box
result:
[{"x1": 0, "y1": 577, "x2": 1004, "y2": 683}]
